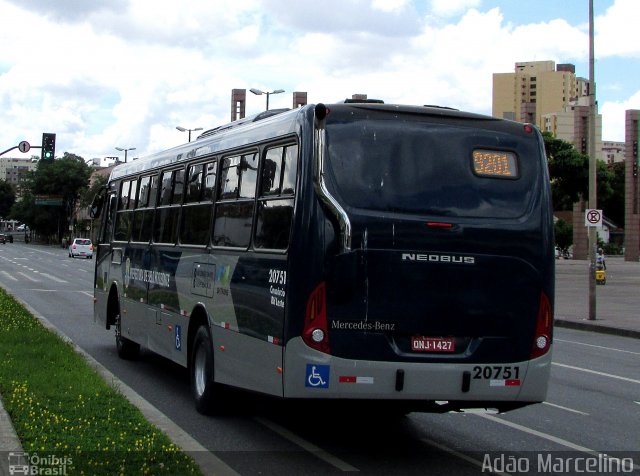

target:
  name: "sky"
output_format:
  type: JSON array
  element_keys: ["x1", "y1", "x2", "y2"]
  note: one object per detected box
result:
[{"x1": 1, "y1": 0, "x2": 639, "y2": 163}]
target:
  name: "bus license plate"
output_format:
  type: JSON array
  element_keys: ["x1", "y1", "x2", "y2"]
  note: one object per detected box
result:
[{"x1": 411, "y1": 337, "x2": 455, "y2": 352}]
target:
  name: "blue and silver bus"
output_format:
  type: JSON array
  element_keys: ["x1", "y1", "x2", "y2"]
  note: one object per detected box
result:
[{"x1": 92, "y1": 101, "x2": 554, "y2": 414}]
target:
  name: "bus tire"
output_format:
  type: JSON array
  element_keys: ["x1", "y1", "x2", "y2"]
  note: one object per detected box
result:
[
  {"x1": 115, "y1": 313, "x2": 140, "y2": 360},
  {"x1": 191, "y1": 326, "x2": 218, "y2": 414}
]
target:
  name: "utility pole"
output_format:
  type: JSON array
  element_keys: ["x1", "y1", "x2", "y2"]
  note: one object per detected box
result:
[{"x1": 588, "y1": 0, "x2": 597, "y2": 320}]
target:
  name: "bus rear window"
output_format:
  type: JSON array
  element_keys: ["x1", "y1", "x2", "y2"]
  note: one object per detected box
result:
[{"x1": 324, "y1": 120, "x2": 539, "y2": 219}]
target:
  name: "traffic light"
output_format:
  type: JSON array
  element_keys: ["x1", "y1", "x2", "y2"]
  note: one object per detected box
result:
[
  {"x1": 581, "y1": 137, "x2": 587, "y2": 154},
  {"x1": 41, "y1": 132, "x2": 56, "y2": 160},
  {"x1": 634, "y1": 141, "x2": 638, "y2": 178}
]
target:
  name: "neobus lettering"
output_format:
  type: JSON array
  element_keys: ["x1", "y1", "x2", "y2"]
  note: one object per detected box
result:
[{"x1": 401, "y1": 253, "x2": 475, "y2": 264}]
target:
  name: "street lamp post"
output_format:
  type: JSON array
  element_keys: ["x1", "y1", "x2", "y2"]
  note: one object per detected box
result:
[
  {"x1": 587, "y1": 0, "x2": 597, "y2": 320},
  {"x1": 250, "y1": 88, "x2": 284, "y2": 111},
  {"x1": 176, "y1": 126, "x2": 203, "y2": 142},
  {"x1": 115, "y1": 147, "x2": 136, "y2": 163}
]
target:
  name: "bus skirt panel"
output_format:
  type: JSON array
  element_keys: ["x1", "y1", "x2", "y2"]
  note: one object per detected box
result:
[{"x1": 283, "y1": 338, "x2": 551, "y2": 403}]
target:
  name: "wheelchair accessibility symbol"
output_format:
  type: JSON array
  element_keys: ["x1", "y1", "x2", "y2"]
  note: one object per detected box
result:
[{"x1": 305, "y1": 364, "x2": 330, "y2": 388}]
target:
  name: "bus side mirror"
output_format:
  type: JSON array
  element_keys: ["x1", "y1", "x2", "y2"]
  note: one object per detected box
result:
[{"x1": 89, "y1": 191, "x2": 105, "y2": 219}]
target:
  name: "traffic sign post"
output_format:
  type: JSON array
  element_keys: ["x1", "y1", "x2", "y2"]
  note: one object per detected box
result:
[
  {"x1": 1, "y1": 140, "x2": 40, "y2": 157},
  {"x1": 18, "y1": 141, "x2": 30, "y2": 153},
  {"x1": 584, "y1": 209, "x2": 603, "y2": 228}
]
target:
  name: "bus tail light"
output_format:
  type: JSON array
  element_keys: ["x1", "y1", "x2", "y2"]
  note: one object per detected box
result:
[
  {"x1": 303, "y1": 282, "x2": 330, "y2": 353},
  {"x1": 530, "y1": 291, "x2": 552, "y2": 359}
]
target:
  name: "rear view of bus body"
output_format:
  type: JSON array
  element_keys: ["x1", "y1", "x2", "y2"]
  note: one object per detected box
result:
[
  {"x1": 283, "y1": 103, "x2": 554, "y2": 412},
  {"x1": 92, "y1": 102, "x2": 553, "y2": 414}
]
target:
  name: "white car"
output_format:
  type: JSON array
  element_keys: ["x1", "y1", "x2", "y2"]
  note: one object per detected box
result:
[{"x1": 69, "y1": 238, "x2": 93, "y2": 259}]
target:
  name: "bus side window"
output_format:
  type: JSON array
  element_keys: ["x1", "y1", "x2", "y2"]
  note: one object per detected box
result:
[
  {"x1": 261, "y1": 148, "x2": 282, "y2": 196},
  {"x1": 181, "y1": 161, "x2": 214, "y2": 245},
  {"x1": 213, "y1": 154, "x2": 254, "y2": 248},
  {"x1": 103, "y1": 193, "x2": 118, "y2": 243},
  {"x1": 282, "y1": 144, "x2": 298, "y2": 195},
  {"x1": 172, "y1": 169, "x2": 185, "y2": 204},
  {"x1": 159, "y1": 171, "x2": 173, "y2": 206},
  {"x1": 132, "y1": 175, "x2": 153, "y2": 243},
  {"x1": 219, "y1": 156, "x2": 240, "y2": 199},
  {"x1": 239, "y1": 153, "x2": 258, "y2": 199},
  {"x1": 203, "y1": 162, "x2": 217, "y2": 200},
  {"x1": 114, "y1": 180, "x2": 134, "y2": 242},
  {"x1": 154, "y1": 169, "x2": 182, "y2": 244},
  {"x1": 185, "y1": 164, "x2": 204, "y2": 203},
  {"x1": 254, "y1": 144, "x2": 298, "y2": 250}
]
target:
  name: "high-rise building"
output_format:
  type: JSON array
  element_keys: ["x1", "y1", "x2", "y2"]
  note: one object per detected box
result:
[
  {"x1": 0, "y1": 157, "x2": 38, "y2": 199},
  {"x1": 624, "y1": 110, "x2": 640, "y2": 261},
  {"x1": 493, "y1": 61, "x2": 584, "y2": 127},
  {"x1": 493, "y1": 60, "x2": 604, "y2": 260},
  {"x1": 493, "y1": 60, "x2": 603, "y2": 161}
]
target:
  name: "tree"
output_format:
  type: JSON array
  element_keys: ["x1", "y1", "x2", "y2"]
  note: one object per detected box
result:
[
  {"x1": 13, "y1": 153, "x2": 92, "y2": 241},
  {"x1": 544, "y1": 132, "x2": 588, "y2": 210},
  {"x1": 554, "y1": 219, "x2": 573, "y2": 252},
  {"x1": 0, "y1": 180, "x2": 16, "y2": 220},
  {"x1": 543, "y1": 132, "x2": 616, "y2": 216}
]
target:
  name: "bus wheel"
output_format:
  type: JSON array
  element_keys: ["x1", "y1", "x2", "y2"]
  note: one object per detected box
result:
[
  {"x1": 115, "y1": 313, "x2": 140, "y2": 360},
  {"x1": 191, "y1": 326, "x2": 218, "y2": 414}
]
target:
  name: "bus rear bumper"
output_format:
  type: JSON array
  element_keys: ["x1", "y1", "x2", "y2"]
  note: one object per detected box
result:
[{"x1": 283, "y1": 338, "x2": 551, "y2": 408}]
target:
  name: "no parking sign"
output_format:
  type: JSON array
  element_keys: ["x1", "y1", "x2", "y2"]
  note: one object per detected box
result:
[{"x1": 585, "y1": 209, "x2": 603, "y2": 227}]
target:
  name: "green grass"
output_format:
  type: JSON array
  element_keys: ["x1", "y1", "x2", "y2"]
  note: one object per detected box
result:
[{"x1": 0, "y1": 287, "x2": 202, "y2": 475}]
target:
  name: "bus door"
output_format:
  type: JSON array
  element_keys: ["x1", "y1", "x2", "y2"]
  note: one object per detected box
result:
[{"x1": 94, "y1": 191, "x2": 118, "y2": 328}]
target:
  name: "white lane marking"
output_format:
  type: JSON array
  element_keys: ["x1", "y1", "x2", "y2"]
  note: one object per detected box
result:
[
  {"x1": 0, "y1": 270, "x2": 18, "y2": 281},
  {"x1": 38, "y1": 272, "x2": 68, "y2": 283},
  {"x1": 255, "y1": 417, "x2": 359, "y2": 472},
  {"x1": 17, "y1": 271, "x2": 39, "y2": 282},
  {"x1": 552, "y1": 362, "x2": 640, "y2": 384},
  {"x1": 421, "y1": 436, "x2": 512, "y2": 476},
  {"x1": 81, "y1": 291, "x2": 93, "y2": 298},
  {"x1": 542, "y1": 402, "x2": 589, "y2": 415},
  {"x1": 555, "y1": 338, "x2": 640, "y2": 356},
  {"x1": 475, "y1": 413, "x2": 640, "y2": 471}
]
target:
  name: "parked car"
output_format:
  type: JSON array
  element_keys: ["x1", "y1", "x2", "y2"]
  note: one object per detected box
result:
[
  {"x1": 0, "y1": 233, "x2": 5, "y2": 244},
  {"x1": 69, "y1": 238, "x2": 93, "y2": 259},
  {"x1": 16, "y1": 224, "x2": 28, "y2": 231}
]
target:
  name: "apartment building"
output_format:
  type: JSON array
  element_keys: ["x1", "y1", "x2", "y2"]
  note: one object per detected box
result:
[
  {"x1": 493, "y1": 60, "x2": 603, "y2": 160},
  {"x1": 0, "y1": 156, "x2": 38, "y2": 198}
]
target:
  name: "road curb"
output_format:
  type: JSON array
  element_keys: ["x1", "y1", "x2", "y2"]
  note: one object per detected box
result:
[
  {"x1": 555, "y1": 318, "x2": 640, "y2": 339},
  {"x1": 0, "y1": 291, "x2": 239, "y2": 476},
  {"x1": 0, "y1": 393, "x2": 23, "y2": 476}
]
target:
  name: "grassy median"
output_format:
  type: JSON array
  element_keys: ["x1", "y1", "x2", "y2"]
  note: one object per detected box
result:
[{"x1": 0, "y1": 287, "x2": 202, "y2": 475}]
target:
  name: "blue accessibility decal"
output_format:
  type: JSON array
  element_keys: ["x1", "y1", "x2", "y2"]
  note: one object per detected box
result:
[
  {"x1": 175, "y1": 325, "x2": 182, "y2": 351},
  {"x1": 305, "y1": 364, "x2": 330, "y2": 388}
]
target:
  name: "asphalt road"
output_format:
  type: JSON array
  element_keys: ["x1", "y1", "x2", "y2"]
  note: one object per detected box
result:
[{"x1": 1, "y1": 243, "x2": 639, "y2": 475}]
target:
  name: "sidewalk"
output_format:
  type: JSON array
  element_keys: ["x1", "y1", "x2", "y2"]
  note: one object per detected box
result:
[
  {"x1": 2, "y1": 258, "x2": 639, "y2": 474},
  {"x1": 554, "y1": 256, "x2": 640, "y2": 339}
]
